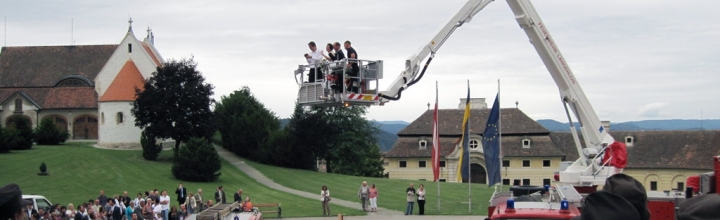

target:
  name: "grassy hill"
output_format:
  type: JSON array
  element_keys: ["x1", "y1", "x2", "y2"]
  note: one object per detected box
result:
[
  {"x1": 0, "y1": 143, "x2": 365, "y2": 218},
  {"x1": 243, "y1": 159, "x2": 494, "y2": 215}
]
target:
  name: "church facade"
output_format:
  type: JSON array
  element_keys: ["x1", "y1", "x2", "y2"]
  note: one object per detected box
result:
[
  {"x1": 383, "y1": 98, "x2": 720, "y2": 192},
  {"x1": 0, "y1": 21, "x2": 163, "y2": 148}
]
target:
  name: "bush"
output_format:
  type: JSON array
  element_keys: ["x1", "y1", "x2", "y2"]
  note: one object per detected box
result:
[
  {"x1": 0, "y1": 127, "x2": 11, "y2": 153},
  {"x1": 172, "y1": 137, "x2": 221, "y2": 182},
  {"x1": 141, "y1": 130, "x2": 162, "y2": 161},
  {"x1": 33, "y1": 118, "x2": 69, "y2": 145},
  {"x1": 10, "y1": 117, "x2": 33, "y2": 150}
]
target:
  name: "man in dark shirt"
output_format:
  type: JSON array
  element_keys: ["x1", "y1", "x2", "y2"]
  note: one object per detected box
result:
[
  {"x1": 215, "y1": 186, "x2": 226, "y2": 204},
  {"x1": 107, "y1": 199, "x2": 121, "y2": 220},
  {"x1": 344, "y1": 40, "x2": 360, "y2": 93},
  {"x1": 175, "y1": 183, "x2": 187, "y2": 206},
  {"x1": 98, "y1": 190, "x2": 109, "y2": 207},
  {"x1": 233, "y1": 189, "x2": 243, "y2": 203},
  {"x1": 329, "y1": 42, "x2": 347, "y2": 92}
]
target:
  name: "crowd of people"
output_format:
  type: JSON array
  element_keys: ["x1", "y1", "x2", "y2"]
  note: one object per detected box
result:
[
  {"x1": 321, "y1": 181, "x2": 427, "y2": 216},
  {"x1": 19, "y1": 183, "x2": 249, "y2": 220}
]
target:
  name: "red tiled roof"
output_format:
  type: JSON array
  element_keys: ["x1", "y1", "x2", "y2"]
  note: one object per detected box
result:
[
  {"x1": 0, "y1": 45, "x2": 116, "y2": 87},
  {"x1": 0, "y1": 87, "x2": 97, "y2": 109},
  {"x1": 141, "y1": 42, "x2": 161, "y2": 67},
  {"x1": 99, "y1": 60, "x2": 145, "y2": 102}
]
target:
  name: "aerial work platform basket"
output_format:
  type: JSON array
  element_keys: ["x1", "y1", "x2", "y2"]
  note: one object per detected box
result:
[{"x1": 294, "y1": 59, "x2": 383, "y2": 107}]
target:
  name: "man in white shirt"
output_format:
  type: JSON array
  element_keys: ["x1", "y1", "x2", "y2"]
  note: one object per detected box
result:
[
  {"x1": 159, "y1": 191, "x2": 170, "y2": 220},
  {"x1": 304, "y1": 41, "x2": 324, "y2": 83}
]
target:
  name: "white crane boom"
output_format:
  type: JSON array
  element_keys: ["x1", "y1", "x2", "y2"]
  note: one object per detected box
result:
[{"x1": 378, "y1": 0, "x2": 494, "y2": 101}]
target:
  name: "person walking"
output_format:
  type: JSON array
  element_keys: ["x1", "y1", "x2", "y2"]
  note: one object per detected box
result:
[
  {"x1": 417, "y1": 184, "x2": 426, "y2": 215},
  {"x1": 320, "y1": 186, "x2": 331, "y2": 217},
  {"x1": 405, "y1": 183, "x2": 416, "y2": 215},
  {"x1": 358, "y1": 181, "x2": 369, "y2": 212},
  {"x1": 369, "y1": 184, "x2": 378, "y2": 212}
]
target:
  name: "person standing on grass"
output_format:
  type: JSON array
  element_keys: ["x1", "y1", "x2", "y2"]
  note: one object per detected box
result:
[
  {"x1": 417, "y1": 184, "x2": 426, "y2": 215},
  {"x1": 159, "y1": 191, "x2": 170, "y2": 220},
  {"x1": 194, "y1": 189, "x2": 204, "y2": 212},
  {"x1": 185, "y1": 192, "x2": 195, "y2": 214},
  {"x1": 175, "y1": 183, "x2": 187, "y2": 207},
  {"x1": 369, "y1": 184, "x2": 378, "y2": 212},
  {"x1": 320, "y1": 185, "x2": 331, "y2": 216},
  {"x1": 98, "y1": 191, "x2": 109, "y2": 207},
  {"x1": 405, "y1": 183, "x2": 416, "y2": 215},
  {"x1": 134, "y1": 200, "x2": 145, "y2": 220},
  {"x1": 358, "y1": 181, "x2": 369, "y2": 212},
  {"x1": 233, "y1": 189, "x2": 243, "y2": 203}
]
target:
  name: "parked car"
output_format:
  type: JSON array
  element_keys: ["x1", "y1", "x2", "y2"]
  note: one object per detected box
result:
[{"x1": 22, "y1": 195, "x2": 53, "y2": 211}]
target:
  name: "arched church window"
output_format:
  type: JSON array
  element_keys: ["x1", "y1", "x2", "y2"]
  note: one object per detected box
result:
[{"x1": 116, "y1": 112, "x2": 124, "y2": 124}]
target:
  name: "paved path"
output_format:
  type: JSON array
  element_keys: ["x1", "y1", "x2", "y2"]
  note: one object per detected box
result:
[{"x1": 214, "y1": 146, "x2": 404, "y2": 216}]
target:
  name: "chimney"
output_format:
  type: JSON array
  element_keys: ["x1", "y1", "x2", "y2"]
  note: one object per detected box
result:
[
  {"x1": 601, "y1": 121, "x2": 610, "y2": 132},
  {"x1": 458, "y1": 98, "x2": 488, "y2": 110}
]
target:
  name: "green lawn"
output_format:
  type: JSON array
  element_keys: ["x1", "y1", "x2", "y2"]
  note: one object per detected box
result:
[
  {"x1": 0, "y1": 143, "x2": 365, "y2": 218},
  {"x1": 244, "y1": 160, "x2": 495, "y2": 215}
]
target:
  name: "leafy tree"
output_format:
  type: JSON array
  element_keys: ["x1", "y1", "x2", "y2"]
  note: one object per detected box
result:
[
  {"x1": 214, "y1": 87, "x2": 279, "y2": 160},
  {"x1": 8, "y1": 117, "x2": 33, "y2": 150},
  {"x1": 131, "y1": 58, "x2": 215, "y2": 159},
  {"x1": 285, "y1": 104, "x2": 384, "y2": 177},
  {"x1": 33, "y1": 118, "x2": 69, "y2": 145},
  {"x1": 141, "y1": 130, "x2": 162, "y2": 161},
  {"x1": 172, "y1": 137, "x2": 221, "y2": 182}
]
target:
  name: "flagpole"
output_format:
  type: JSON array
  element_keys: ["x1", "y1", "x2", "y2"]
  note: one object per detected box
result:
[
  {"x1": 467, "y1": 80, "x2": 472, "y2": 213},
  {"x1": 498, "y1": 79, "x2": 502, "y2": 192},
  {"x1": 436, "y1": 81, "x2": 441, "y2": 213}
]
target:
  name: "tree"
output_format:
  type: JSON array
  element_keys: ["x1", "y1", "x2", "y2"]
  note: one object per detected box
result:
[
  {"x1": 172, "y1": 137, "x2": 221, "y2": 182},
  {"x1": 8, "y1": 117, "x2": 33, "y2": 150},
  {"x1": 214, "y1": 87, "x2": 279, "y2": 161},
  {"x1": 141, "y1": 130, "x2": 162, "y2": 161},
  {"x1": 284, "y1": 104, "x2": 384, "y2": 177},
  {"x1": 0, "y1": 127, "x2": 11, "y2": 153},
  {"x1": 131, "y1": 58, "x2": 215, "y2": 159},
  {"x1": 34, "y1": 118, "x2": 69, "y2": 145}
]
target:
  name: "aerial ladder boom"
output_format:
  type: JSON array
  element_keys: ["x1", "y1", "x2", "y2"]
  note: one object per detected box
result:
[
  {"x1": 379, "y1": 0, "x2": 494, "y2": 101},
  {"x1": 506, "y1": 0, "x2": 619, "y2": 185}
]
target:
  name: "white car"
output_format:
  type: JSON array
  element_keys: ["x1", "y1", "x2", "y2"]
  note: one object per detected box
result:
[{"x1": 22, "y1": 195, "x2": 53, "y2": 211}]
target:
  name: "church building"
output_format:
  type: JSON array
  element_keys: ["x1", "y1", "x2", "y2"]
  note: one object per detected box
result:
[{"x1": 0, "y1": 20, "x2": 163, "y2": 148}]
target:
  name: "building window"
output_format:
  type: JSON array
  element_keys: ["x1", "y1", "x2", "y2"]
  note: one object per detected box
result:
[
  {"x1": 543, "y1": 160, "x2": 551, "y2": 167},
  {"x1": 522, "y1": 138, "x2": 531, "y2": 148},
  {"x1": 101, "y1": 112, "x2": 105, "y2": 125},
  {"x1": 419, "y1": 161, "x2": 427, "y2": 168},
  {"x1": 116, "y1": 112, "x2": 124, "y2": 124},
  {"x1": 439, "y1": 161, "x2": 446, "y2": 167},
  {"x1": 502, "y1": 179, "x2": 510, "y2": 185},
  {"x1": 14, "y1": 99, "x2": 22, "y2": 112},
  {"x1": 502, "y1": 160, "x2": 510, "y2": 167},
  {"x1": 513, "y1": 179, "x2": 521, "y2": 186},
  {"x1": 128, "y1": 43, "x2": 132, "y2": 53},
  {"x1": 625, "y1": 136, "x2": 634, "y2": 147},
  {"x1": 543, "y1": 178, "x2": 551, "y2": 186},
  {"x1": 57, "y1": 78, "x2": 90, "y2": 87},
  {"x1": 522, "y1": 160, "x2": 530, "y2": 167},
  {"x1": 677, "y1": 182, "x2": 685, "y2": 191},
  {"x1": 650, "y1": 181, "x2": 657, "y2": 191},
  {"x1": 419, "y1": 140, "x2": 427, "y2": 149},
  {"x1": 469, "y1": 139, "x2": 479, "y2": 149},
  {"x1": 399, "y1": 161, "x2": 407, "y2": 168},
  {"x1": 439, "y1": 179, "x2": 447, "y2": 182},
  {"x1": 522, "y1": 179, "x2": 531, "y2": 186}
]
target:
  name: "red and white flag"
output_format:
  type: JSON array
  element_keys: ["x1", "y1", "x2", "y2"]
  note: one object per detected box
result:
[{"x1": 432, "y1": 82, "x2": 440, "y2": 181}]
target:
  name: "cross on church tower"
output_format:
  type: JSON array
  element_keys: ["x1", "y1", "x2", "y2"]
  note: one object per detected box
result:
[
  {"x1": 147, "y1": 27, "x2": 151, "y2": 38},
  {"x1": 128, "y1": 17, "x2": 133, "y2": 32}
]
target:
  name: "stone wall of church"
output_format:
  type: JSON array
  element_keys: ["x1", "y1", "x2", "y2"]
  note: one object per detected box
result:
[
  {"x1": 1, "y1": 97, "x2": 39, "y2": 128},
  {"x1": 98, "y1": 102, "x2": 142, "y2": 149}
]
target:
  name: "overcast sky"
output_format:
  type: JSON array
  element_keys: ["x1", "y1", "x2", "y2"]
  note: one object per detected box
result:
[{"x1": 2, "y1": 0, "x2": 718, "y2": 123}]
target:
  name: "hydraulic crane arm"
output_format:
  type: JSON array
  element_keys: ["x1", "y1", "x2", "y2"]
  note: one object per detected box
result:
[
  {"x1": 506, "y1": 0, "x2": 616, "y2": 167},
  {"x1": 379, "y1": 0, "x2": 494, "y2": 101}
]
